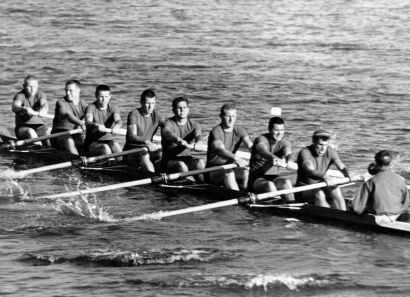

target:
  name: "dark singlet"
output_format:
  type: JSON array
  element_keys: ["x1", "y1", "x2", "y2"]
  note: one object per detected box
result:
[
  {"x1": 248, "y1": 133, "x2": 291, "y2": 188},
  {"x1": 52, "y1": 97, "x2": 87, "y2": 131},
  {"x1": 206, "y1": 124, "x2": 247, "y2": 167},
  {"x1": 85, "y1": 102, "x2": 120, "y2": 144},
  {"x1": 124, "y1": 108, "x2": 165, "y2": 150},
  {"x1": 161, "y1": 117, "x2": 201, "y2": 159},
  {"x1": 13, "y1": 89, "x2": 47, "y2": 134}
]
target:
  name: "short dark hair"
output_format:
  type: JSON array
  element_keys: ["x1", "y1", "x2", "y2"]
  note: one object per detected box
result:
[
  {"x1": 23, "y1": 75, "x2": 38, "y2": 86},
  {"x1": 65, "y1": 79, "x2": 81, "y2": 89},
  {"x1": 172, "y1": 95, "x2": 188, "y2": 109},
  {"x1": 220, "y1": 103, "x2": 236, "y2": 116},
  {"x1": 268, "y1": 117, "x2": 285, "y2": 130},
  {"x1": 95, "y1": 84, "x2": 111, "y2": 97},
  {"x1": 140, "y1": 89, "x2": 155, "y2": 102},
  {"x1": 375, "y1": 150, "x2": 392, "y2": 166}
]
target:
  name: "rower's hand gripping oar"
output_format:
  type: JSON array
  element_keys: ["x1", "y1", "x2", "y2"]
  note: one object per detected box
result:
[
  {"x1": 0, "y1": 128, "x2": 84, "y2": 150},
  {"x1": 150, "y1": 176, "x2": 362, "y2": 220},
  {"x1": 32, "y1": 163, "x2": 240, "y2": 200}
]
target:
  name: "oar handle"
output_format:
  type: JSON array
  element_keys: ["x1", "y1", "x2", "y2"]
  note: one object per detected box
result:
[
  {"x1": 1, "y1": 128, "x2": 84, "y2": 150},
  {"x1": 101, "y1": 127, "x2": 127, "y2": 136},
  {"x1": 33, "y1": 112, "x2": 55, "y2": 119}
]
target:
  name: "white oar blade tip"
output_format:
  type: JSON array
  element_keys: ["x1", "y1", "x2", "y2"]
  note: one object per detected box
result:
[{"x1": 270, "y1": 107, "x2": 282, "y2": 116}]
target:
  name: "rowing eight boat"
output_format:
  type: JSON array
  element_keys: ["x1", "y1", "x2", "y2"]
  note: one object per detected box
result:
[
  {"x1": 159, "y1": 182, "x2": 410, "y2": 235},
  {"x1": 2, "y1": 127, "x2": 410, "y2": 235}
]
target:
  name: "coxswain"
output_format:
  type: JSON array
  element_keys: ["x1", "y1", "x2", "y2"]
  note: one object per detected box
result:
[{"x1": 352, "y1": 150, "x2": 409, "y2": 219}]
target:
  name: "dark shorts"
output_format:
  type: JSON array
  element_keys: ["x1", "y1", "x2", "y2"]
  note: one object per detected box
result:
[
  {"x1": 160, "y1": 156, "x2": 200, "y2": 172},
  {"x1": 247, "y1": 174, "x2": 279, "y2": 192},
  {"x1": 15, "y1": 124, "x2": 45, "y2": 138}
]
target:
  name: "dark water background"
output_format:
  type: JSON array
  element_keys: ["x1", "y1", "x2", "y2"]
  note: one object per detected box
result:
[{"x1": 1, "y1": 0, "x2": 410, "y2": 296}]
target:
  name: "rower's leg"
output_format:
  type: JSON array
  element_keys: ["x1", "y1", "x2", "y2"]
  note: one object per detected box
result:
[
  {"x1": 237, "y1": 167, "x2": 249, "y2": 191},
  {"x1": 139, "y1": 153, "x2": 155, "y2": 173},
  {"x1": 65, "y1": 137, "x2": 80, "y2": 155},
  {"x1": 187, "y1": 158, "x2": 205, "y2": 182},
  {"x1": 110, "y1": 141, "x2": 123, "y2": 162},
  {"x1": 274, "y1": 177, "x2": 295, "y2": 202},
  {"x1": 74, "y1": 134, "x2": 85, "y2": 155},
  {"x1": 329, "y1": 187, "x2": 346, "y2": 210},
  {"x1": 17, "y1": 127, "x2": 41, "y2": 146},
  {"x1": 38, "y1": 126, "x2": 52, "y2": 146},
  {"x1": 89, "y1": 142, "x2": 111, "y2": 156},
  {"x1": 314, "y1": 189, "x2": 330, "y2": 208},
  {"x1": 252, "y1": 178, "x2": 277, "y2": 194},
  {"x1": 224, "y1": 170, "x2": 240, "y2": 191}
]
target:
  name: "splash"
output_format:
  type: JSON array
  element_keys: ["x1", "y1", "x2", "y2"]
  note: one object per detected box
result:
[
  {"x1": 54, "y1": 195, "x2": 116, "y2": 222},
  {"x1": 24, "y1": 248, "x2": 227, "y2": 267},
  {"x1": 0, "y1": 168, "x2": 26, "y2": 180},
  {"x1": 122, "y1": 211, "x2": 164, "y2": 222},
  {"x1": 245, "y1": 273, "x2": 330, "y2": 291},
  {"x1": 0, "y1": 167, "x2": 29, "y2": 200}
]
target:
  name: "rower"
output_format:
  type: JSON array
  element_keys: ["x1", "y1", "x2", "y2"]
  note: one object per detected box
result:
[
  {"x1": 206, "y1": 104, "x2": 252, "y2": 190},
  {"x1": 352, "y1": 150, "x2": 409, "y2": 218},
  {"x1": 248, "y1": 117, "x2": 295, "y2": 202},
  {"x1": 51, "y1": 79, "x2": 87, "y2": 155},
  {"x1": 295, "y1": 129, "x2": 351, "y2": 210},
  {"x1": 160, "y1": 95, "x2": 205, "y2": 181},
  {"x1": 12, "y1": 75, "x2": 51, "y2": 146},
  {"x1": 84, "y1": 84, "x2": 123, "y2": 162},
  {"x1": 123, "y1": 89, "x2": 165, "y2": 173}
]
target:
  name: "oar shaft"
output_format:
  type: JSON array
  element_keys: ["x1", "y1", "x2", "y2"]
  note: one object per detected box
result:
[
  {"x1": 158, "y1": 177, "x2": 351, "y2": 219},
  {"x1": 1, "y1": 128, "x2": 84, "y2": 150},
  {"x1": 84, "y1": 147, "x2": 149, "y2": 164},
  {"x1": 159, "y1": 199, "x2": 240, "y2": 218},
  {"x1": 39, "y1": 177, "x2": 153, "y2": 200},
  {"x1": 15, "y1": 161, "x2": 74, "y2": 177},
  {"x1": 35, "y1": 164, "x2": 240, "y2": 200}
]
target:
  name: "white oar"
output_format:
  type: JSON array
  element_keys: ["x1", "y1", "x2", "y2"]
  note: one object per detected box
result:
[
  {"x1": 0, "y1": 128, "x2": 84, "y2": 150},
  {"x1": 131, "y1": 177, "x2": 353, "y2": 220},
  {"x1": 33, "y1": 163, "x2": 240, "y2": 200},
  {"x1": 6, "y1": 146, "x2": 151, "y2": 179}
]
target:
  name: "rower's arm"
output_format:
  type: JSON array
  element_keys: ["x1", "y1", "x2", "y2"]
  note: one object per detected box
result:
[
  {"x1": 161, "y1": 125, "x2": 180, "y2": 143},
  {"x1": 12, "y1": 94, "x2": 36, "y2": 115},
  {"x1": 211, "y1": 139, "x2": 237, "y2": 162},
  {"x1": 127, "y1": 124, "x2": 154, "y2": 145},
  {"x1": 243, "y1": 135, "x2": 253, "y2": 151},
  {"x1": 111, "y1": 112, "x2": 122, "y2": 130},
  {"x1": 333, "y1": 155, "x2": 351, "y2": 179},
  {"x1": 254, "y1": 139, "x2": 278, "y2": 164},
  {"x1": 85, "y1": 112, "x2": 98, "y2": 129},
  {"x1": 37, "y1": 92, "x2": 49, "y2": 115},
  {"x1": 301, "y1": 159, "x2": 326, "y2": 179}
]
